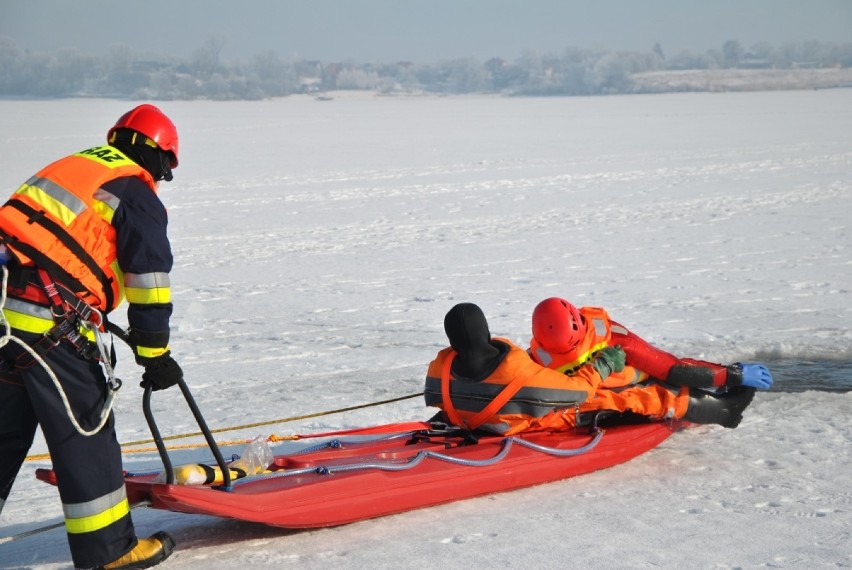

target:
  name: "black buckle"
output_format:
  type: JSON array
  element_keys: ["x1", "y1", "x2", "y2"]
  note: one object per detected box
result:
[{"x1": 410, "y1": 423, "x2": 480, "y2": 447}]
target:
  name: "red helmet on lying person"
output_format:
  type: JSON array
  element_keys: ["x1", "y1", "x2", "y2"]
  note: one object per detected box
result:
[{"x1": 532, "y1": 297, "x2": 586, "y2": 353}]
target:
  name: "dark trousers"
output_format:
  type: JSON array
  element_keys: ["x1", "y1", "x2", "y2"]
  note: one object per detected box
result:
[{"x1": 0, "y1": 330, "x2": 135, "y2": 567}]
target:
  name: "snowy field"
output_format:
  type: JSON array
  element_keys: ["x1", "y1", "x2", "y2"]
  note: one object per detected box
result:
[{"x1": 0, "y1": 90, "x2": 850, "y2": 568}]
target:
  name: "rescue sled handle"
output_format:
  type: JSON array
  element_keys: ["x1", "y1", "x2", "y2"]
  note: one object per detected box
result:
[
  {"x1": 142, "y1": 378, "x2": 232, "y2": 487},
  {"x1": 109, "y1": 322, "x2": 232, "y2": 487}
]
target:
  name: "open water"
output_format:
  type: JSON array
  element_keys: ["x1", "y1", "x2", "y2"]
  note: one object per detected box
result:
[{"x1": 763, "y1": 358, "x2": 852, "y2": 392}]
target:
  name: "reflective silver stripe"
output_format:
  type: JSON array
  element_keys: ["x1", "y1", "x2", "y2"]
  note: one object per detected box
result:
[
  {"x1": 534, "y1": 347, "x2": 553, "y2": 366},
  {"x1": 424, "y1": 376, "x2": 585, "y2": 417},
  {"x1": 93, "y1": 187, "x2": 121, "y2": 211},
  {"x1": 125, "y1": 272, "x2": 171, "y2": 289},
  {"x1": 62, "y1": 485, "x2": 127, "y2": 520},
  {"x1": 610, "y1": 324, "x2": 628, "y2": 335},
  {"x1": 607, "y1": 367, "x2": 646, "y2": 386},
  {"x1": 626, "y1": 367, "x2": 644, "y2": 384},
  {"x1": 21, "y1": 175, "x2": 87, "y2": 215},
  {"x1": 591, "y1": 317, "x2": 608, "y2": 337},
  {"x1": 3, "y1": 298, "x2": 54, "y2": 319}
]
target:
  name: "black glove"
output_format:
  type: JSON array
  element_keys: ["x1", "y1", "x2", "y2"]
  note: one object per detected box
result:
[
  {"x1": 591, "y1": 346, "x2": 626, "y2": 380},
  {"x1": 140, "y1": 355, "x2": 183, "y2": 391}
]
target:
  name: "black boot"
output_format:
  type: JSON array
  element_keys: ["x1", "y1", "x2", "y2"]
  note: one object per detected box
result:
[{"x1": 682, "y1": 387, "x2": 756, "y2": 428}]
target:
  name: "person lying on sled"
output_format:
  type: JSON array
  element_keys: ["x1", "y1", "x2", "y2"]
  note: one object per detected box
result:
[
  {"x1": 425, "y1": 302, "x2": 764, "y2": 435},
  {"x1": 528, "y1": 297, "x2": 773, "y2": 428},
  {"x1": 425, "y1": 302, "x2": 627, "y2": 435}
]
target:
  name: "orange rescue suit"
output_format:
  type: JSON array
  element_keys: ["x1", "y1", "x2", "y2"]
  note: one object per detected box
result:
[
  {"x1": 529, "y1": 306, "x2": 692, "y2": 421},
  {"x1": 425, "y1": 338, "x2": 603, "y2": 435}
]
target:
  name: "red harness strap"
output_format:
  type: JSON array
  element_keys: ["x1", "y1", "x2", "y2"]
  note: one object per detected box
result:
[
  {"x1": 37, "y1": 268, "x2": 102, "y2": 330},
  {"x1": 15, "y1": 269, "x2": 103, "y2": 363}
]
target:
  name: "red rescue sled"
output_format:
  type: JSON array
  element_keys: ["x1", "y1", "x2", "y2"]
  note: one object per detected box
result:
[
  {"x1": 127, "y1": 420, "x2": 682, "y2": 528},
  {"x1": 37, "y1": 377, "x2": 685, "y2": 528}
]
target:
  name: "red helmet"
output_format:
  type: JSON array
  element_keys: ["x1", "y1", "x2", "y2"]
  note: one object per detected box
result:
[
  {"x1": 107, "y1": 104, "x2": 179, "y2": 168},
  {"x1": 532, "y1": 297, "x2": 586, "y2": 353}
]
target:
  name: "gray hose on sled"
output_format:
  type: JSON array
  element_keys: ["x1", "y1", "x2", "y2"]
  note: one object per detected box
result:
[{"x1": 230, "y1": 428, "x2": 605, "y2": 487}]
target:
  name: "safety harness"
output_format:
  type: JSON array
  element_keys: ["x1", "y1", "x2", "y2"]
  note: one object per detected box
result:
[
  {"x1": 0, "y1": 262, "x2": 122, "y2": 437},
  {"x1": 31, "y1": 268, "x2": 105, "y2": 361}
]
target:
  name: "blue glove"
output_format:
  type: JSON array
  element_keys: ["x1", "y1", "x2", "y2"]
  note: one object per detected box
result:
[{"x1": 738, "y1": 363, "x2": 774, "y2": 390}]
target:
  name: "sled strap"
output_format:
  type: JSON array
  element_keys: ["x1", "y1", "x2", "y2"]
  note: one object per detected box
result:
[
  {"x1": 440, "y1": 352, "x2": 530, "y2": 431},
  {"x1": 464, "y1": 367, "x2": 530, "y2": 431},
  {"x1": 440, "y1": 351, "x2": 465, "y2": 427}
]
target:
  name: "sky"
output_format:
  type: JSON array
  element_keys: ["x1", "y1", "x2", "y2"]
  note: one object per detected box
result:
[
  {"x1": 0, "y1": 89, "x2": 850, "y2": 567},
  {"x1": 1, "y1": 0, "x2": 851, "y2": 63}
]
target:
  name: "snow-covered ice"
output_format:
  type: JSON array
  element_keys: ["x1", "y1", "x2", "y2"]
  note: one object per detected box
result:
[{"x1": 1, "y1": 89, "x2": 850, "y2": 568}]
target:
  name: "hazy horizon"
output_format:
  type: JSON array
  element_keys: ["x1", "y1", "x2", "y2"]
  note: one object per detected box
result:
[{"x1": 2, "y1": 0, "x2": 850, "y2": 64}]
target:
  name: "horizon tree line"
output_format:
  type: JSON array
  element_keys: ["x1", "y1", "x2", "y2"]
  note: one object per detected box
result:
[{"x1": 0, "y1": 35, "x2": 849, "y2": 100}]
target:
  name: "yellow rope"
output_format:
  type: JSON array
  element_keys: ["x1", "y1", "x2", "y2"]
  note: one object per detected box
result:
[{"x1": 25, "y1": 392, "x2": 421, "y2": 462}]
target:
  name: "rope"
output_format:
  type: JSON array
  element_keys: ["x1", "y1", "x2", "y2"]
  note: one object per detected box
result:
[
  {"x1": 24, "y1": 392, "x2": 423, "y2": 462},
  {"x1": 128, "y1": 392, "x2": 422, "y2": 446},
  {"x1": 0, "y1": 265, "x2": 120, "y2": 438}
]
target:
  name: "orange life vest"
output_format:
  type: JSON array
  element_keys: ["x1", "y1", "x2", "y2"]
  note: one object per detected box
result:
[
  {"x1": 424, "y1": 338, "x2": 602, "y2": 435},
  {"x1": 0, "y1": 145, "x2": 156, "y2": 312}
]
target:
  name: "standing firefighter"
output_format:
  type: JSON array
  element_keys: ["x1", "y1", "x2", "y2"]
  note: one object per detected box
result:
[{"x1": 0, "y1": 104, "x2": 183, "y2": 569}]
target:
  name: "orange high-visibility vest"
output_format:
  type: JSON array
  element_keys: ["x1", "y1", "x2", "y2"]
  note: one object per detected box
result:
[
  {"x1": 424, "y1": 338, "x2": 602, "y2": 435},
  {"x1": 0, "y1": 145, "x2": 156, "y2": 311}
]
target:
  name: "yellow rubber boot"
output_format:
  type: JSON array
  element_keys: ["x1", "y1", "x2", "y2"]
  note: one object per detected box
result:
[{"x1": 97, "y1": 531, "x2": 176, "y2": 570}]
